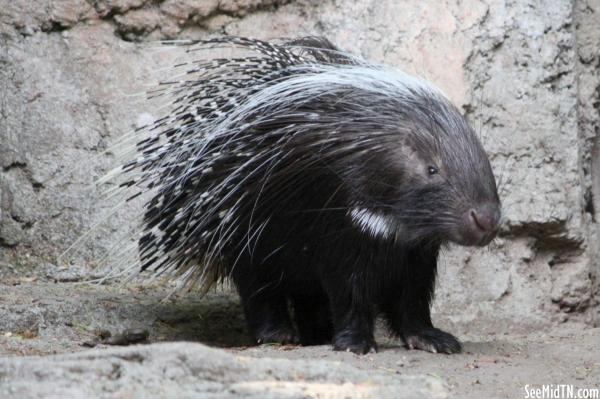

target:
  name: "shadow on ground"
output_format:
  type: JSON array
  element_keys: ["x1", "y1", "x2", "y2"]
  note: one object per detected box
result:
[{"x1": 0, "y1": 281, "x2": 253, "y2": 355}]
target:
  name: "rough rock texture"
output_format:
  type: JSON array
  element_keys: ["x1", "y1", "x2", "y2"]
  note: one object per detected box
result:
[
  {"x1": 0, "y1": 0, "x2": 599, "y2": 340},
  {"x1": 576, "y1": 0, "x2": 600, "y2": 324},
  {"x1": 0, "y1": 341, "x2": 448, "y2": 398},
  {"x1": 0, "y1": 281, "x2": 252, "y2": 354},
  {"x1": 1, "y1": 281, "x2": 599, "y2": 399}
]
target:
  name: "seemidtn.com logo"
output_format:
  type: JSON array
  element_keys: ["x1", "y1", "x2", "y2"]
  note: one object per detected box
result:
[{"x1": 524, "y1": 385, "x2": 600, "y2": 399}]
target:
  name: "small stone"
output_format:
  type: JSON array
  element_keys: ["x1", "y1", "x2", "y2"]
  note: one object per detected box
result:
[{"x1": 103, "y1": 328, "x2": 149, "y2": 346}]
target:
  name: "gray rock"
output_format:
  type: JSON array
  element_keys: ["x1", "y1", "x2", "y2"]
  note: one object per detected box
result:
[
  {"x1": 1, "y1": 281, "x2": 600, "y2": 399},
  {"x1": 0, "y1": 342, "x2": 448, "y2": 399}
]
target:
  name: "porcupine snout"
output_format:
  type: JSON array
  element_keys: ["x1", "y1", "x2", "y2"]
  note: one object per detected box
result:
[{"x1": 462, "y1": 202, "x2": 501, "y2": 246}]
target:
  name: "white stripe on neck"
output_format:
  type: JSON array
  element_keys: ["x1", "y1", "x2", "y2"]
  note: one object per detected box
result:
[{"x1": 349, "y1": 207, "x2": 393, "y2": 239}]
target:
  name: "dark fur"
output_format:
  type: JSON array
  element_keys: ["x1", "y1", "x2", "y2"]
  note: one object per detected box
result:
[{"x1": 125, "y1": 37, "x2": 501, "y2": 354}]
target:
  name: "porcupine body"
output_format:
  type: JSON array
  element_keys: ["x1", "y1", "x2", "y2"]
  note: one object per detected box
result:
[{"x1": 119, "y1": 37, "x2": 501, "y2": 354}]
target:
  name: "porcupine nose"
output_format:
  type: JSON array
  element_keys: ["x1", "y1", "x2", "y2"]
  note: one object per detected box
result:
[{"x1": 466, "y1": 203, "x2": 501, "y2": 246}]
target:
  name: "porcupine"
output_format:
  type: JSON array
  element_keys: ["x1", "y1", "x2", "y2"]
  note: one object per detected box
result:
[{"x1": 113, "y1": 36, "x2": 501, "y2": 354}]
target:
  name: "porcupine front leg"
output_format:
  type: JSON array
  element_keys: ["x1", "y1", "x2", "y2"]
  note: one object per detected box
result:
[
  {"x1": 382, "y1": 245, "x2": 462, "y2": 354},
  {"x1": 322, "y1": 272, "x2": 377, "y2": 354}
]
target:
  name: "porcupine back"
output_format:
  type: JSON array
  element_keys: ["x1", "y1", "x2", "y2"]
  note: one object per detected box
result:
[{"x1": 111, "y1": 36, "x2": 470, "y2": 293}]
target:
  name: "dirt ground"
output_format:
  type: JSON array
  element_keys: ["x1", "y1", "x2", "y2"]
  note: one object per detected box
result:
[{"x1": 0, "y1": 276, "x2": 598, "y2": 399}]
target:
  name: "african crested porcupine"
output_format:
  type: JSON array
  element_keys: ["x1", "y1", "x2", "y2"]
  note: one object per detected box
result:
[{"x1": 112, "y1": 37, "x2": 501, "y2": 354}]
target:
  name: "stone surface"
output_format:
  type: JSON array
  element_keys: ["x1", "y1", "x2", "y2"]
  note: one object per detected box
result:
[
  {"x1": 576, "y1": 0, "x2": 600, "y2": 325},
  {"x1": 1, "y1": 281, "x2": 599, "y2": 399},
  {"x1": 0, "y1": 341, "x2": 448, "y2": 399},
  {"x1": 0, "y1": 282, "x2": 251, "y2": 354},
  {"x1": 0, "y1": 0, "x2": 599, "y2": 346}
]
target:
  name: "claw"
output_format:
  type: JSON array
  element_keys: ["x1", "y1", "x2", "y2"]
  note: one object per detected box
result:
[{"x1": 403, "y1": 328, "x2": 462, "y2": 354}]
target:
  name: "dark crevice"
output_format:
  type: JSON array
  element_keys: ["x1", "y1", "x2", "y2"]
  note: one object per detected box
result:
[
  {"x1": 10, "y1": 214, "x2": 35, "y2": 230},
  {"x1": 31, "y1": 181, "x2": 43, "y2": 191},
  {"x1": 500, "y1": 220, "x2": 584, "y2": 253},
  {"x1": 2, "y1": 161, "x2": 45, "y2": 191},
  {"x1": 593, "y1": 85, "x2": 600, "y2": 112},
  {"x1": 3, "y1": 161, "x2": 27, "y2": 172},
  {"x1": 19, "y1": 221, "x2": 34, "y2": 230},
  {"x1": 584, "y1": 189, "x2": 596, "y2": 221},
  {"x1": 0, "y1": 237, "x2": 18, "y2": 249},
  {"x1": 540, "y1": 70, "x2": 570, "y2": 84},
  {"x1": 39, "y1": 20, "x2": 71, "y2": 34}
]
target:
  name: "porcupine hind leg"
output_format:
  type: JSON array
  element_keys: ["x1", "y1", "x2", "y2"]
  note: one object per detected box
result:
[
  {"x1": 233, "y1": 269, "x2": 299, "y2": 345},
  {"x1": 291, "y1": 289, "x2": 334, "y2": 345},
  {"x1": 382, "y1": 245, "x2": 462, "y2": 354}
]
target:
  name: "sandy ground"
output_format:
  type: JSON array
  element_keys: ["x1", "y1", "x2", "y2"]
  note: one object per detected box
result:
[
  {"x1": 0, "y1": 277, "x2": 598, "y2": 398},
  {"x1": 241, "y1": 329, "x2": 600, "y2": 398}
]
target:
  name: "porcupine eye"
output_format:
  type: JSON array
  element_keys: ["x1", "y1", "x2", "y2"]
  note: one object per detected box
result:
[{"x1": 427, "y1": 166, "x2": 438, "y2": 176}]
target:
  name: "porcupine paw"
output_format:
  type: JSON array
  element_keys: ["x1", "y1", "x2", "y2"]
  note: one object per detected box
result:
[
  {"x1": 332, "y1": 333, "x2": 378, "y2": 355},
  {"x1": 255, "y1": 326, "x2": 300, "y2": 345},
  {"x1": 403, "y1": 327, "x2": 462, "y2": 354}
]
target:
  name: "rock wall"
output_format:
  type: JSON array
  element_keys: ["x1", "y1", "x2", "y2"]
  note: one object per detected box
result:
[{"x1": 1, "y1": 0, "x2": 599, "y2": 332}]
